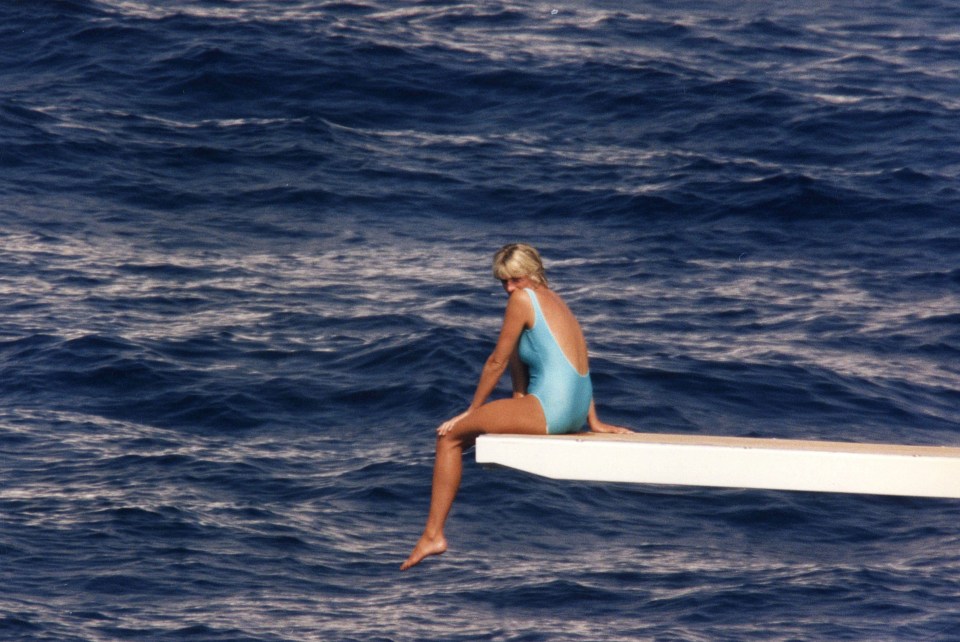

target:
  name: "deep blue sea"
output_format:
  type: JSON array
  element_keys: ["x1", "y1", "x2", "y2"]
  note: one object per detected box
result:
[{"x1": 2, "y1": 0, "x2": 960, "y2": 640}]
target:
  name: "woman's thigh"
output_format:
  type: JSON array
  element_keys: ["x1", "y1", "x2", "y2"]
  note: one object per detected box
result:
[{"x1": 450, "y1": 396, "x2": 547, "y2": 445}]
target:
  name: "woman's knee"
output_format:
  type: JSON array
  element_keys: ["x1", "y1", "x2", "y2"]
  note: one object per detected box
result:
[{"x1": 436, "y1": 428, "x2": 474, "y2": 451}]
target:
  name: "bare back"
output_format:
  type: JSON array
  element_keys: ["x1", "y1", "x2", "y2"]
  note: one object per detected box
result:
[{"x1": 526, "y1": 287, "x2": 589, "y2": 375}]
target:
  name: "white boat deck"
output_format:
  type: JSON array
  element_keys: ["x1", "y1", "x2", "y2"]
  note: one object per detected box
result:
[{"x1": 475, "y1": 432, "x2": 960, "y2": 499}]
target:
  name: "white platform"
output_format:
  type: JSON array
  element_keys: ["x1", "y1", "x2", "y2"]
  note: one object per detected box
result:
[{"x1": 475, "y1": 432, "x2": 960, "y2": 499}]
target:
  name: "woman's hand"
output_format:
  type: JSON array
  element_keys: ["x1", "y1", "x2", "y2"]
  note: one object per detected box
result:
[
  {"x1": 437, "y1": 410, "x2": 471, "y2": 437},
  {"x1": 586, "y1": 401, "x2": 633, "y2": 434},
  {"x1": 588, "y1": 420, "x2": 633, "y2": 435}
]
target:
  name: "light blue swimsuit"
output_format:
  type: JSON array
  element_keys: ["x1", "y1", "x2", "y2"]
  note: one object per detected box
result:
[{"x1": 518, "y1": 289, "x2": 593, "y2": 434}]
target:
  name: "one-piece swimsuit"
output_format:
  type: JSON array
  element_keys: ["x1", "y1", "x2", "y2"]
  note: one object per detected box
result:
[{"x1": 518, "y1": 288, "x2": 593, "y2": 434}]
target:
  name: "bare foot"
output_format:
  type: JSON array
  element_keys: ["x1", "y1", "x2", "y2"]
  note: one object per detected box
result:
[{"x1": 400, "y1": 534, "x2": 447, "y2": 571}]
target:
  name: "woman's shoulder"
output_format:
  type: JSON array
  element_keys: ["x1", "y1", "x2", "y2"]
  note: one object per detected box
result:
[
  {"x1": 536, "y1": 288, "x2": 579, "y2": 324},
  {"x1": 505, "y1": 288, "x2": 536, "y2": 324},
  {"x1": 507, "y1": 288, "x2": 535, "y2": 308},
  {"x1": 528, "y1": 286, "x2": 564, "y2": 309}
]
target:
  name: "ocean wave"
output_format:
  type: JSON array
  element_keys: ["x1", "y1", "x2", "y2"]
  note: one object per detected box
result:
[{"x1": 3, "y1": 1, "x2": 960, "y2": 639}]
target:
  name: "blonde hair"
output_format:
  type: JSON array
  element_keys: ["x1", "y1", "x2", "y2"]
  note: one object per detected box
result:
[{"x1": 492, "y1": 243, "x2": 548, "y2": 286}]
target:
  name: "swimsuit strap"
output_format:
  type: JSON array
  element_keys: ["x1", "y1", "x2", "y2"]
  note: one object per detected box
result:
[{"x1": 525, "y1": 288, "x2": 545, "y2": 324}]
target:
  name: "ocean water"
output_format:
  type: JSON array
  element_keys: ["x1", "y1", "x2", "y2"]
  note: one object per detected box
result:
[{"x1": 2, "y1": 0, "x2": 960, "y2": 640}]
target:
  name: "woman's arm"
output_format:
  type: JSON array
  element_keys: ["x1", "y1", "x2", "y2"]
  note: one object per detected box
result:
[
  {"x1": 509, "y1": 347, "x2": 529, "y2": 398},
  {"x1": 467, "y1": 290, "x2": 530, "y2": 410},
  {"x1": 437, "y1": 291, "x2": 531, "y2": 435},
  {"x1": 586, "y1": 400, "x2": 633, "y2": 434}
]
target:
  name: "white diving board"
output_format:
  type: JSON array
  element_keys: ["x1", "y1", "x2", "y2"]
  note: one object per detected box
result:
[{"x1": 475, "y1": 432, "x2": 960, "y2": 499}]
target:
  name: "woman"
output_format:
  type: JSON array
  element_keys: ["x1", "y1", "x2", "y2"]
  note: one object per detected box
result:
[{"x1": 401, "y1": 243, "x2": 631, "y2": 571}]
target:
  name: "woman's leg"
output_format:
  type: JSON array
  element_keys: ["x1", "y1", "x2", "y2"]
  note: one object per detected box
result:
[{"x1": 401, "y1": 396, "x2": 545, "y2": 570}]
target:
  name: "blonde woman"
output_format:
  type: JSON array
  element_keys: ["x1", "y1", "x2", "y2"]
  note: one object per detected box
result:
[{"x1": 402, "y1": 243, "x2": 631, "y2": 570}]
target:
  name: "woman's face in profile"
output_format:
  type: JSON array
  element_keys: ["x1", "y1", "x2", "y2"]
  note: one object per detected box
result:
[{"x1": 500, "y1": 275, "x2": 536, "y2": 294}]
